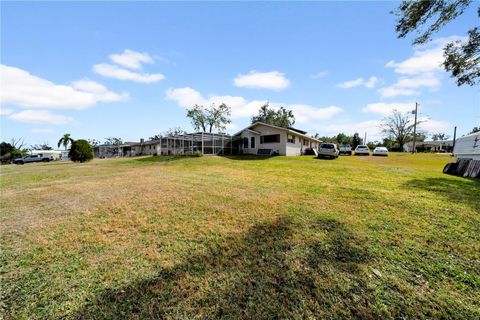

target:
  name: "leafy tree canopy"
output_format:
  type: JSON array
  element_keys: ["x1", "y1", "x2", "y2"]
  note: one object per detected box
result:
[
  {"x1": 150, "y1": 127, "x2": 187, "y2": 140},
  {"x1": 105, "y1": 137, "x2": 123, "y2": 146},
  {"x1": 58, "y1": 133, "x2": 74, "y2": 150},
  {"x1": 251, "y1": 103, "x2": 295, "y2": 128},
  {"x1": 380, "y1": 109, "x2": 427, "y2": 148},
  {"x1": 352, "y1": 133, "x2": 363, "y2": 148},
  {"x1": 88, "y1": 139, "x2": 101, "y2": 147},
  {"x1": 187, "y1": 103, "x2": 231, "y2": 133},
  {"x1": 394, "y1": 0, "x2": 479, "y2": 86},
  {"x1": 431, "y1": 132, "x2": 450, "y2": 141},
  {"x1": 30, "y1": 143, "x2": 53, "y2": 150},
  {"x1": 69, "y1": 139, "x2": 93, "y2": 163}
]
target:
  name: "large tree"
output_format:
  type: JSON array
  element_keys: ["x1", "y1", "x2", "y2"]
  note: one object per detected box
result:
[
  {"x1": 30, "y1": 143, "x2": 53, "y2": 150},
  {"x1": 431, "y1": 132, "x2": 450, "y2": 141},
  {"x1": 150, "y1": 127, "x2": 187, "y2": 140},
  {"x1": 394, "y1": 1, "x2": 479, "y2": 86},
  {"x1": 251, "y1": 103, "x2": 295, "y2": 128},
  {"x1": 352, "y1": 133, "x2": 363, "y2": 149},
  {"x1": 186, "y1": 103, "x2": 231, "y2": 133},
  {"x1": 58, "y1": 133, "x2": 74, "y2": 151},
  {"x1": 69, "y1": 139, "x2": 93, "y2": 163},
  {"x1": 105, "y1": 137, "x2": 123, "y2": 146},
  {"x1": 380, "y1": 109, "x2": 425, "y2": 149}
]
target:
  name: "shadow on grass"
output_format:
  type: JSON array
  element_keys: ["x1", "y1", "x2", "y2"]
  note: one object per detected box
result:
[
  {"x1": 75, "y1": 217, "x2": 380, "y2": 319},
  {"x1": 403, "y1": 177, "x2": 480, "y2": 210}
]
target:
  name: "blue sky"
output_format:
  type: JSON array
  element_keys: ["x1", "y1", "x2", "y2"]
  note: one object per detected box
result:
[{"x1": 1, "y1": 1, "x2": 478, "y2": 147}]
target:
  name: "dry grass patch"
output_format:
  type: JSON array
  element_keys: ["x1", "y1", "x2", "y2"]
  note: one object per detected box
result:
[{"x1": 1, "y1": 154, "x2": 479, "y2": 319}]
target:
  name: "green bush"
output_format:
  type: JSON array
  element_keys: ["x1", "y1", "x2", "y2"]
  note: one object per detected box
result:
[
  {"x1": 69, "y1": 139, "x2": 93, "y2": 163},
  {"x1": 194, "y1": 150, "x2": 203, "y2": 157}
]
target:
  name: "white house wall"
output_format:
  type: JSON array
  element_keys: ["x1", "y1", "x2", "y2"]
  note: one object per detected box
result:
[
  {"x1": 240, "y1": 123, "x2": 319, "y2": 156},
  {"x1": 251, "y1": 124, "x2": 287, "y2": 155}
]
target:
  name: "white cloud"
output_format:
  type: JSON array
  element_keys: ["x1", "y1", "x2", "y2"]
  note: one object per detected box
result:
[
  {"x1": 165, "y1": 87, "x2": 342, "y2": 125},
  {"x1": 417, "y1": 117, "x2": 451, "y2": 133},
  {"x1": 385, "y1": 47, "x2": 444, "y2": 76},
  {"x1": 71, "y1": 79, "x2": 129, "y2": 102},
  {"x1": 365, "y1": 76, "x2": 379, "y2": 89},
  {"x1": 0, "y1": 108, "x2": 14, "y2": 116},
  {"x1": 9, "y1": 110, "x2": 73, "y2": 125},
  {"x1": 0, "y1": 65, "x2": 127, "y2": 109},
  {"x1": 233, "y1": 71, "x2": 290, "y2": 90},
  {"x1": 338, "y1": 77, "x2": 364, "y2": 88},
  {"x1": 165, "y1": 87, "x2": 208, "y2": 107},
  {"x1": 338, "y1": 76, "x2": 379, "y2": 89},
  {"x1": 378, "y1": 74, "x2": 441, "y2": 98},
  {"x1": 289, "y1": 104, "x2": 343, "y2": 123},
  {"x1": 311, "y1": 71, "x2": 328, "y2": 79},
  {"x1": 378, "y1": 86, "x2": 418, "y2": 98},
  {"x1": 379, "y1": 37, "x2": 461, "y2": 98},
  {"x1": 362, "y1": 102, "x2": 415, "y2": 115},
  {"x1": 93, "y1": 63, "x2": 165, "y2": 83},
  {"x1": 109, "y1": 49, "x2": 154, "y2": 70},
  {"x1": 30, "y1": 128, "x2": 54, "y2": 133}
]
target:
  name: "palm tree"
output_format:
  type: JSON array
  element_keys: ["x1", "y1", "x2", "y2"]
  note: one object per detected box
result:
[{"x1": 57, "y1": 133, "x2": 73, "y2": 151}]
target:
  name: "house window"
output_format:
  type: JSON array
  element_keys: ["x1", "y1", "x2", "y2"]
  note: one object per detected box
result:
[
  {"x1": 303, "y1": 139, "x2": 309, "y2": 146},
  {"x1": 251, "y1": 137, "x2": 255, "y2": 149},
  {"x1": 287, "y1": 134, "x2": 295, "y2": 143},
  {"x1": 243, "y1": 137, "x2": 248, "y2": 148},
  {"x1": 260, "y1": 134, "x2": 280, "y2": 144}
]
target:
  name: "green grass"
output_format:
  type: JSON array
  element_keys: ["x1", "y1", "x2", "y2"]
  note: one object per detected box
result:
[{"x1": 1, "y1": 153, "x2": 479, "y2": 319}]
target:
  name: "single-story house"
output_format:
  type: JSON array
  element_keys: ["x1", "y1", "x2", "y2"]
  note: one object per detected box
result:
[
  {"x1": 130, "y1": 139, "x2": 161, "y2": 156},
  {"x1": 234, "y1": 122, "x2": 321, "y2": 156},
  {"x1": 403, "y1": 140, "x2": 454, "y2": 153},
  {"x1": 94, "y1": 142, "x2": 137, "y2": 158}
]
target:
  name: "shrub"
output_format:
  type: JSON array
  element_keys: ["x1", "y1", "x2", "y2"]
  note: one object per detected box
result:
[
  {"x1": 194, "y1": 150, "x2": 203, "y2": 157},
  {"x1": 69, "y1": 139, "x2": 93, "y2": 163}
]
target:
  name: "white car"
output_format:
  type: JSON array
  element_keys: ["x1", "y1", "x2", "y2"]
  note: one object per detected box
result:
[
  {"x1": 318, "y1": 143, "x2": 339, "y2": 159},
  {"x1": 354, "y1": 145, "x2": 370, "y2": 156},
  {"x1": 373, "y1": 147, "x2": 389, "y2": 156}
]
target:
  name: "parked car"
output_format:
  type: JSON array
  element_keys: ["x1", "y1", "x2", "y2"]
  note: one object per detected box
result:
[
  {"x1": 354, "y1": 145, "x2": 370, "y2": 156},
  {"x1": 13, "y1": 154, "x2": 52, "y2": 164},
  {"x1": 318, "y1": 143, "x2": 339, "y2": 159},
  {"x1": 339, "y1": 144, "x2": 352, "y2": 155},
  {"x1": 373, "y1": 147, "x2": 389, "y2": 156}
]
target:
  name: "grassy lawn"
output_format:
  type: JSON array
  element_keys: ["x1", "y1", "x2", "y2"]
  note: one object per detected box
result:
[{"x1": 1, "y1": 153, "x2": 479, "y2": 319}]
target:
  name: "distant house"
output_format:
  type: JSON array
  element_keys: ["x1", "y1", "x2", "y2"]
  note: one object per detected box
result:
[
  {"x1": 130, "y1": 139, "x2": 161, "y2": 156},
  {"x1": 403, "y1": 140, "x2": 454, "y2": 153},
  {"x1": 234, "y1": 122, "x2": 321, "y2": 156},
  {"x1": 94, "y1": 142, "x2": 137, "y2": 158}
]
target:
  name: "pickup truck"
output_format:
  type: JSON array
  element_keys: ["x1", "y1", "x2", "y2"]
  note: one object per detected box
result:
[
  {"x1": 339, "y1": 144, "x2": 352, "y2": 155},
  {"x1": 13, "y1": 154, "x2": 52, "y2": 165}
]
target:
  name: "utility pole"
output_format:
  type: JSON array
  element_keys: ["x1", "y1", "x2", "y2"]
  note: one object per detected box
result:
[
  {"x1": 452, "y1": 126, "x2": 457, "y2": 152},
  {"x1": 364, "y1": 132, "x2": 367, "y2": 145},
  {"x1": 412, "y1": 102, "x2": 418, "y2": 153}
]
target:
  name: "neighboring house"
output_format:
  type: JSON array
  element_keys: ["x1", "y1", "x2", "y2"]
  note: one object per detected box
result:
[
  {"x1": 403, "y1": 140, "x2": 454, "y2": 153},
  {"x1": 94, "y1": 142, "x2": 138, "y2": 158},
  {"x1": 234, "y1": 122, "x2": 321, "y2": 156},
  {"x1": 130, "y1": 139, "x2": 161, "y2": 156}
]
